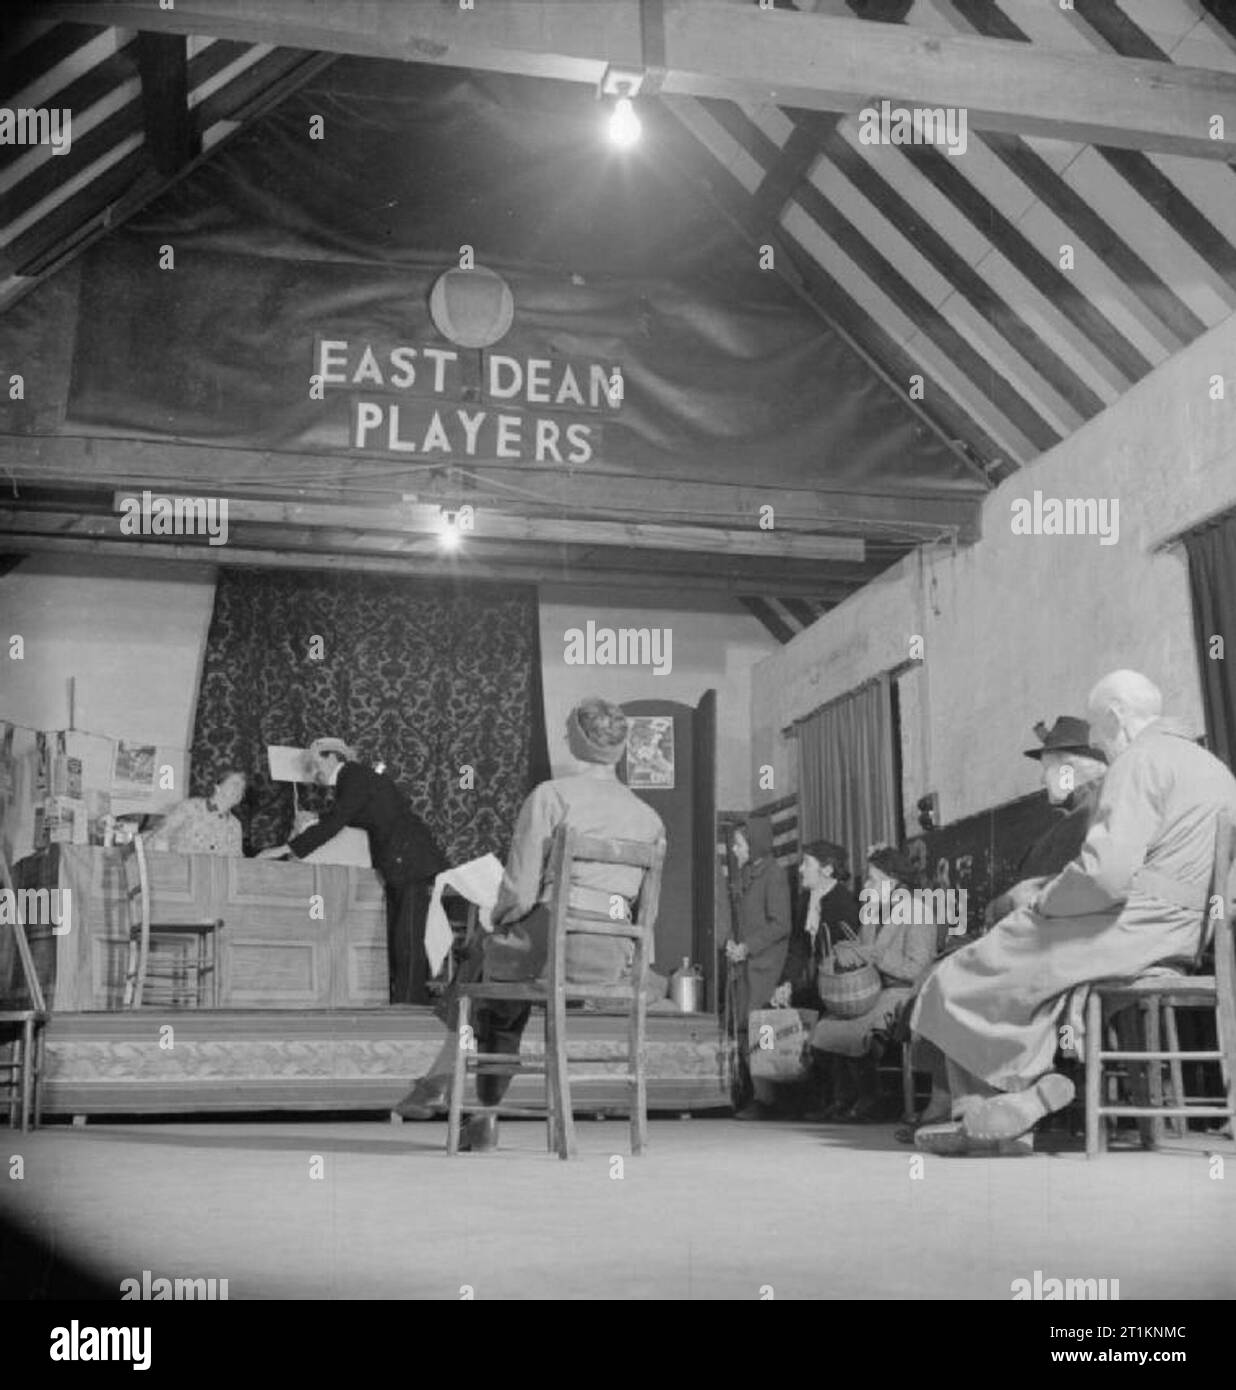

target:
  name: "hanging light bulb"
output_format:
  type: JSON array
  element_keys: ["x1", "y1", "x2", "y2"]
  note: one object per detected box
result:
[
  {"x1": 438, "y1": 509, "x2": 463, "y2": 551},
  {"x1": 609, "y1": 95, "x2": 641, "y2": 149}
]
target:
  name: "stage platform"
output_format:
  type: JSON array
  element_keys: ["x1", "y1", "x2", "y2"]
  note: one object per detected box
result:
[{"x1": 34, "y1": 1006, "x2": 732, "y2": 1120}]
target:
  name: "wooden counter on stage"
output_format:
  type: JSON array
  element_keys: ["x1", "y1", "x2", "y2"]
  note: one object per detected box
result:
[{"x1": 3, "y1": 846, "x2": 389, "y2": 1012}]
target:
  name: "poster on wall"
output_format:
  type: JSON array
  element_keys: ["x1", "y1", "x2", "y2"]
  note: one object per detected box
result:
[
  {"x1": 626, "y1": 715, "x2": 675, "y2": 790},
  {"x1": 112, "y1": 740, "x2": 158, "y2": 800}
]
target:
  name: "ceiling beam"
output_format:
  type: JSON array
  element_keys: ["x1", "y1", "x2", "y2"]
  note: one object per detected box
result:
[
  {"x1": 0, "y1": 507, "x2": 874, "y2": 595},
  {"x1": 0, "y1": 531, "x2": 858, "y2": 597},
  {"x1": 43, "y1": 0, "x2": 1236, "y2": 160},
  {"x1": 107, "y1": 492, "x2": 866, "y2": 562},
  {"x1": 135, "y1": 32, "x2": 197, "y2": 177},
  {"x1": 0, "y1": 435, "x2": 982, "y2": 541}
]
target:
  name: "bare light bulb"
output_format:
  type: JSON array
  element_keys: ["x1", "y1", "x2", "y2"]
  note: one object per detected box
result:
[{"x1": 609, "y1": 96, "x2": 641, "y2": 149}]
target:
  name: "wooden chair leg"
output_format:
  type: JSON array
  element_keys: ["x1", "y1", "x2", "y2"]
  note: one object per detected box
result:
[
  {"x1": 1163, "y1": 1003, "x2": 1185, "y2": 1138},
  {"x1": 1085, "y1": 991, "x2": 1103, "y2": 1159},
  {"x1": 630, "y1": 966, "x2": 648, "y2": 1157},
  {"x1": 33, "y1": 1026, "x2": 45, "y2": 1128},
  {"x1": 19, "y1": 1018, "x2": 34, "y2": 1133},
  {"x1": 544, "y1": 1008, "x2": 561, "y2": 1155},
  {"x1": 553, "y1": 983, "x2": 575, "y2": 1160},
  {"x1": 447, "y1": 996, "x2": 470, "y2": 1156},
  {"x1": 900, "y1": 1042, "x2": 916, "y2": 1124},
  {"x1": 1144, "y1": 1000, "x2": 1163, "y2": 1149}
]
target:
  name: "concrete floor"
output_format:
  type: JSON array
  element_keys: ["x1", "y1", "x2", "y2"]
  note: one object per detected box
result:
[{"x1": 2, "y1": 1116, "x2": 1232, "y2": 1299}]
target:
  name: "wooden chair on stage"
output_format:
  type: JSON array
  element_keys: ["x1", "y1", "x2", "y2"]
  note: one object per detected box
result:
[
  {"x1": 0, "y1": 848, "x2": 49, "y2": 1131},
  {"x1": 121, "y1": 835, "x2": 223, "y2": 1009},
  {"x1": 1085, "y1": 814, "x2": 1236, "y2": 1157},
  {"x1": 447, "y1": 826, "x2": 664, "y2": 1159}
]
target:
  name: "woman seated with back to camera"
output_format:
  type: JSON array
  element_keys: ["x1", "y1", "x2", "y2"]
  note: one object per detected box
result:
[{"x1": 806, "y1": 844, "x2": 937, "y2": 1123}]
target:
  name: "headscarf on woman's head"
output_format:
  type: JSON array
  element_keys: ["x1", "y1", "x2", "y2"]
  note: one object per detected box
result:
[
  {"x1": 743, "y1": 814, "x2": 775, "y2": 862},
  {"x1": 867, "y1": 842, "x2": 918, "y2": 889},
  {"x1": 567, "y1": 697, "x2": 628, "y2": 765}
]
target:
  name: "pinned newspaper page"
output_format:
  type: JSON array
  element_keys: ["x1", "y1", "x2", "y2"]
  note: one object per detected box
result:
[{"x1": 111, "y1": 739, "x2": 158, "y2": 800}]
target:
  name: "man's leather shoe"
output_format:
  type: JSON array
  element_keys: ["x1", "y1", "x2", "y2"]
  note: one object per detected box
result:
[
  {"x1": 392, "y1": 1077, "x2": 447, "y2": 1120},
  {"x1": 459, "y1": 1114, "x2": 499, "y2": 1152},
  {"x1": 914, "y1": 1120, "x2": 1034, "y2": 1157},
  {"x1": 962, "y1": 1072, "x2": 1075, "y2": 1142}
]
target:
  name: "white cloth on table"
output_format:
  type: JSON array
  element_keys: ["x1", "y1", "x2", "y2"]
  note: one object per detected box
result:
[{"x1": 424, "y1": 853, "x2": 506, "y2": 974}]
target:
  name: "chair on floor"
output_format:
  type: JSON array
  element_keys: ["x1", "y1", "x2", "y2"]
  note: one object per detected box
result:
[
  {"x1": 121, "y1": 835, "x2": 223, "y2": 1009},
  {"x1": 0, "y1": 848, "x2": 49, "y2": 1131},
  {"x1": 1085, "y1": 814, "x2": 1236, "y2": 1157},
  {"x1": 447, "y1": 826, "x2": 664, "y2": 1159}
]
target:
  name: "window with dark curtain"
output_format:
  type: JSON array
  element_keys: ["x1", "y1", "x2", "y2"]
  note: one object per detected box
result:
[
  {"x1": 794, "y1": 673, "x2": 899, "y2": 880},
  {"x1": 1184, "y1": 507, "x2": 1236, "y2": 771}
]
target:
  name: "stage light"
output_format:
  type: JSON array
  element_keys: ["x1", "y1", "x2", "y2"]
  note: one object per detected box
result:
[
  {"x1": 608, "y1": 96, "x2": 641, "y2": 149},
  {"x1": 438, "y1": 509, "x2": 463, "y2": 551}
]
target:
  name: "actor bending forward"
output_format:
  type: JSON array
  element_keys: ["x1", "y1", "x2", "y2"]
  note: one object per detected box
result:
[
  {"x1": 911, "y1": 670, "x2": 1236, "y2": 1155},
  {"x1": 397, "y1": 697, "x2": 665, "y2": 1150}
]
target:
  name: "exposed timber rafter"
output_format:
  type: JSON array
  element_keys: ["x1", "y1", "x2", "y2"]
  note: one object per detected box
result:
[{"x1": 42, "y1": 0, "x2": 1236, "y2": 160}]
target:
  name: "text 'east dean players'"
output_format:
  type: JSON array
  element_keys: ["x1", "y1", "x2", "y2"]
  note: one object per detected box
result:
[{"x1": 314, "y1": 339, "x2": 621, "y2": 463}]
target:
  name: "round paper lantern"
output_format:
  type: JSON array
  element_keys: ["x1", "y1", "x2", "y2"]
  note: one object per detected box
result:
[{"x1": 428, "y1": 266, "x2": 514, "y2": 348}]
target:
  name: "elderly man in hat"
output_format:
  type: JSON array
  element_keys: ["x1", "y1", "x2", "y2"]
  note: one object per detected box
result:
[
  {"x1": 984, "y1": 716, "x2": 1109, "y2": 927},
  {"x1": 257, "y1": 737, "x2": 447, "y2": 1004},
  {"x1": 912, "y1": 670, "x2": 1236, "y2": 1155},
  {"x1": 901, "y1": 717, "x2": 1107, "y2": 1139},
  {"x1": 395, "y1": 697, "x2": 665, "y2": 1149}
]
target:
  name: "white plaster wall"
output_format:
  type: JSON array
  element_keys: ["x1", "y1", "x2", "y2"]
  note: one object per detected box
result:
[
  {"x1": 539, "y1": 586, "x2": 779, "y2": 809},
  {"x1": 753, "y1": 313, "x2": 1236, "y2": 825}
]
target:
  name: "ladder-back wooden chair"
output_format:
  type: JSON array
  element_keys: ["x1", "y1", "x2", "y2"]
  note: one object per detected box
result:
[
  {"x1": 121, "y1": 835, "x2": 222, "y2": 1009},
  {"x1": 447, "y1": 826, "x2": 665, "y2": 1159},
  {"x1": 0, "y1": 848, "x2": 49, "y2": 1131},
  {"x1": 1085, "y1": 813, "x2": 1236, "y2": 1157}
]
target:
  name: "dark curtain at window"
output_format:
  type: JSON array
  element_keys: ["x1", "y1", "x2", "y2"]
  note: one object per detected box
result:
[
  {"x1": 1184, "y1": 509, "x2": 1236, "y2": 770},
  {"x1": 188, "y1": 570, "x2": 551, "y2": 862},
  {"x1": 795, "y1": 674, "x2": 898, "y2": 880}
]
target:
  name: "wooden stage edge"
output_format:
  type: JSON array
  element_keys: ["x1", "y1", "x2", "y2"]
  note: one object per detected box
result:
[{"x1": 32, "y1": 1006, "x2": 733, "y2": 1119}]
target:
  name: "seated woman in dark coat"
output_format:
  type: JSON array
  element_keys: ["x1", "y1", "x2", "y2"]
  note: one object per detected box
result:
[
  {"x1": 771, "y1": 839, "x2": 862, "y2": 1012},
  {"x1": 808, "y1": 845, "x2": 936, "y2": 1123}
]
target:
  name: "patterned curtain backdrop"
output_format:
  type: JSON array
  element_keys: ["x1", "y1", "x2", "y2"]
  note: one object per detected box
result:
[{"x1": 188, "y1": 569, "x2": 550, "y2": 863}]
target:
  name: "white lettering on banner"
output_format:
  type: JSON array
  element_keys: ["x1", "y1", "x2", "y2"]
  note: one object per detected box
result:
[{"x1": 317, "y1": 335, "x2": 619, "y2": 463}]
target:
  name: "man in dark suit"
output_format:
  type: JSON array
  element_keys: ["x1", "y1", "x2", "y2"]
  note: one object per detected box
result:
[{"x1": 258, "y1": 737, "x2": 447, "y2": 1003}]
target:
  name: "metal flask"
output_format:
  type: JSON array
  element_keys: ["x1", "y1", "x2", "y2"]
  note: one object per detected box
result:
[{"x1": 669, "y1": 958, "x2": 704, "y2": 1013}]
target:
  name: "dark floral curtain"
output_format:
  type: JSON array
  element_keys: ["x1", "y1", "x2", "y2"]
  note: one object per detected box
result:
[{"x1": 189, "y1": 570, "x2": 550, "y2": 863}]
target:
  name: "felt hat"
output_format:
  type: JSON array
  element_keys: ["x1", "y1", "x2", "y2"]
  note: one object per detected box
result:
[{"x1": 1023, "y1": 717, "x2": 1106, "y2": 764}]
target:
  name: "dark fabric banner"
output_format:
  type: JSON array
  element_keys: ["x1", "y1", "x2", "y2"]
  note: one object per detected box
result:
[
  {"x1": 62, "y1": 59, "x2": 977, "y2": 498},
  {"x1": 189, "y1": 570, "x2": 551, "y2": 866},
  {"x1": 1185, "y1": 509, "x2": 1236, "y2": 770}
]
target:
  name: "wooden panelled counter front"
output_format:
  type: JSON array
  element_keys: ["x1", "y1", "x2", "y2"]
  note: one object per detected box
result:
[{"x1": 3, "y1": 846, "x2": 389, "y2": 1011}]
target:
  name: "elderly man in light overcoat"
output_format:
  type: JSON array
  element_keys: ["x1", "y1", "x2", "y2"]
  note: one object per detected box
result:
[{"x1": 912, "y1": 670, "x2": 1236, "y2": 1154}]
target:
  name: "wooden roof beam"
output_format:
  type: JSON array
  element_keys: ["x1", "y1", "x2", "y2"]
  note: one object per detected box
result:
[
  {"x1": 43, "y1": 0, "x2": 1236, "y2": 160},
  {"x1": 0, "y1": 435, "x2": 983, "y2": 542}
]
